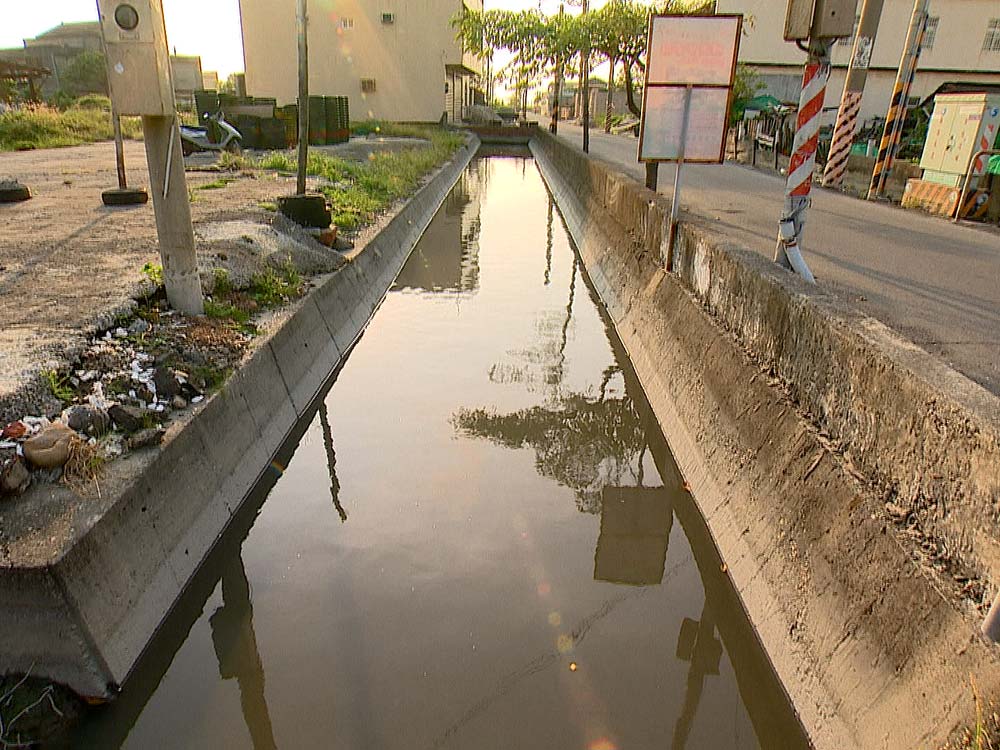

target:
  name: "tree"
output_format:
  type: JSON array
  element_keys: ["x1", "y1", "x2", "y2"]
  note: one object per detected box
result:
[
  {"x1": 60, "y1": 50, "x2": 108, "y2": 97},
  {"x1": 729, "y1": 63, "x2": 764, "y2": 127},
  {"x1": 589, "y1": 0, "x2": 647, "y2": 127}
]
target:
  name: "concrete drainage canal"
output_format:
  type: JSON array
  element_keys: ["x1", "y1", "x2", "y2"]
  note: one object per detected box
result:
[{"x1": 68, "y1": 154, "x2": 808, "y2": 749}]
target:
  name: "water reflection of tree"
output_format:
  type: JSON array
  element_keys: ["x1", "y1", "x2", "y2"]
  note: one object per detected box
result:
[{"x1": 453, "y1": 392, "x2": 645, "y2": 514}]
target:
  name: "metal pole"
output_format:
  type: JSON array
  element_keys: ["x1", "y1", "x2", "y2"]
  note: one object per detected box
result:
[
  {"x1": 823, "y1": 0, "x2": 885, "y2": 188},
  {"x1": 296, "y1": 0, "x2": 309, "y2": 196},
  {"x1": 581, "y1": 0, "x2": 590, "y2": 153},
  {"x1": 867, "y1": 0, "x2": 928, "y2": 201},
  {"x1": 774, "y1": 38, "x2": 832, "y2": 284},
  {"x1": 666, "y1": 85, "x2": 692, "y2": 271},
  {"x1": 112, "y1": 110, "x2": 127, "y2": 189}
]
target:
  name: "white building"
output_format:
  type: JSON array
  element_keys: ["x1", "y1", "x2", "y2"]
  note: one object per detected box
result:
[
  {"x1": 715, "y1": 0, "x2": 1000, "y2": 124},
  {"x1": 238, "y1": 0, "x2": 483, "y2": 123}
]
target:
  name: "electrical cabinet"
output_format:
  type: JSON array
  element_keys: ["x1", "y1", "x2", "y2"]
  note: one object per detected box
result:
[
  {"x1": 920, "y1": 92, "x2": 1000, "y2": 186},
  {"x1": 97, "y1": 0, "x2": 175, "y2": 117},
  {"x1": 784, "y1": 0, "x2": 858, "y2": 41}
]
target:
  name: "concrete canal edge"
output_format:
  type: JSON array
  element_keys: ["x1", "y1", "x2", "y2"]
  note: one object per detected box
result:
[
  {"x1": 532, "y1": 130, "x2": 1000, "y2": 750},
  {"x1": 0, "y1": 136, "x2": 480, "y2": 700}
]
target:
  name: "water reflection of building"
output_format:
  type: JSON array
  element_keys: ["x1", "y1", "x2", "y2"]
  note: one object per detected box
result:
[
  {"x1": 593, "y1": 487, "x2": 672, "y2": 586},
  {"x1": 393, "y1": 160, "x2": 484, "y2": 295}
]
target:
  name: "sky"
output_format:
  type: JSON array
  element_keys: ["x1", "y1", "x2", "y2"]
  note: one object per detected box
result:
[{"x1": 1, "y1": 0, "x2": 603, "y2": 84}]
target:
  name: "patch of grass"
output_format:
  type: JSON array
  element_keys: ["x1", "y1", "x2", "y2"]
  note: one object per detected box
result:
[
  {"x1": 45, "y1": 370, "x2": 75, "y2": 403},
  {"x1": 256, "y1": 152, "x2": 298, "y2": 172},
  {"x1": 0, "y1": 102, "x2": 143, "y2": 151},
  {"x1": 218, "y1": 150, "x2": 254, "y2": 171},
  {"x1": 64, "y1": 438, "x2": 106, "y2": 496},
  {"x1": 189, "y1": 364, "x2": 231, "y2": 394},
  {"x1": 250, "y1": 260, "x2": 302, "y2": 308},
  {"x1": 204, "y1": 299, "x2": 251, "y2": 325},
  {"x1": 193, "y1": 176, "x2": 236, "y2": 191},
  {"x1": 213, "y1": 268, "x2": 234, "y2": 295},
  {"x1": 258, "y1": 200, "x2": 278, "y2": 212},
  {"x1": 255, "y1": 124, "x2": 463, "y2": 232}
]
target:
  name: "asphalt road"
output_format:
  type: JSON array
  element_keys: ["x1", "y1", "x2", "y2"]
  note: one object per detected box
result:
[{"x1": 552, "y1": 122, "x2": 1000, "y2": 396}]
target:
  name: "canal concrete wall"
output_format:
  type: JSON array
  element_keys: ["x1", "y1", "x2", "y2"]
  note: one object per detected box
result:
[
  {"x1": 532, "y1": 130, "x2": 1000, "y2": 750},
  {"x1": 0, "y1": 137, "x2": 480, "y2": 699}
]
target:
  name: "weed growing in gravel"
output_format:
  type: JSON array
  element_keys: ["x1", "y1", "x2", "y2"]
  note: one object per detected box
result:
[
  {"x1": 141, "y1": 262, "x2": 164, "y2": 287},
  {"x1": 45, "y1": 370, "x2": 75, "y2": 404},
  {"x1": 250, "y1": 262, "x2": 302, "y2": 307}
]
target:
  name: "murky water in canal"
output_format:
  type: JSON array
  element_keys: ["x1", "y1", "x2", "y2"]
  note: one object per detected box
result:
[{"x1": 76, "y1": 156, "x2": 808, "y2": 749}]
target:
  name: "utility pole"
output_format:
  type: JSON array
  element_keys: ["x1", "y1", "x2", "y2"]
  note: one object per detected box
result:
[
  {"x1": 296, "y1": 0, "x2": 309, "y2": 196},
  {"x1": 97, "y1": 0, "x2": 203, "y2": 315},
  {"x1": 581, "y1": 0, "x2": 590, "y2": 153},
  {"x1": 868, "y1": 0, "x2": 928, "y2": 200},
  {"x1": 822, "y1": 0, "x2": 885, "y2": 188}
]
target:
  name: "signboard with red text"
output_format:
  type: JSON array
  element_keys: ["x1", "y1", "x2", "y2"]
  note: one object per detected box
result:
[{"x1": 639, "y1": 14, "x2": 743, "y2": 164}]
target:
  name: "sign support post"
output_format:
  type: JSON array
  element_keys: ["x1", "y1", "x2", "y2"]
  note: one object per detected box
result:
[{"x1": 667, "y1": 85, "x2": 693, "y2": 263}]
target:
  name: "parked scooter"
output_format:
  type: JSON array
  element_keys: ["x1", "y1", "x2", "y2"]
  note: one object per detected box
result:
[{"x1": 180, "y1": 111, "x2": 243, "y2": 156}]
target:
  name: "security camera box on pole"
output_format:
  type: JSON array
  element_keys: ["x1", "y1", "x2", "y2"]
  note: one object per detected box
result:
[
  {"x1": 98, "y1": 0, "x2": 174, "y2": 116},
  {"x1": 784, "y1": 0, "x2": 857, "y2": 41}
]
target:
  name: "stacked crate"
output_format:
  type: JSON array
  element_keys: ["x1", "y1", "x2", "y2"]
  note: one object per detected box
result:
[{"x1": 325, "y1": 96, "x2": 350, "y2": 144}]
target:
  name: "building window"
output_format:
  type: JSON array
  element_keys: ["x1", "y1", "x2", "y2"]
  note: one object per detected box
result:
[
  {"x1": 381, "y1": 12, "x2": 395, "y2": 24},
  {"x1": 838, "y1": 14, "x2": 860, "y2": 46},
  {"x1": 985, "y1": 18, "x2": 1000, "y2": 52},
  {"x1": 341, "y1": 17, "x2": 354, "y2": 29},
  {"x1": 361, "y1": 78, "x2": 377, "y2": 93},
  {"x1": 923, "y1": 16, "x2": 939, "y2": 49}
]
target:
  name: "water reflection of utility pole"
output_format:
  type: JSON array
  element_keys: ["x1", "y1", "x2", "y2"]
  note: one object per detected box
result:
[
  {"x1": 671, "y1": 600, "x2": 722, "y2": 750},
  {"x1": 545, "y1": 196, "x2": 554, "y2": 286},
  {"x1": 319, "y1": 404, "x2": 347, "y2": 522},
  {"x1": 209, "y1": 555, "x2": 278, "y2": 750},
  {"x1": 553, "y1": 254, "x2": 578, "y2": 388}
]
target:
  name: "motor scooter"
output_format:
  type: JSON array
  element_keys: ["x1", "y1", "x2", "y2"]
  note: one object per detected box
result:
[{"x1": 180, "y1": 111, "x2": 243, "y2": 156}]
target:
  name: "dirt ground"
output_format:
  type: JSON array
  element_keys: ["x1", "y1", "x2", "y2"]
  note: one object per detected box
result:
[{"x1": 0, "y1": 141, "x2": 306, "y2": 415}]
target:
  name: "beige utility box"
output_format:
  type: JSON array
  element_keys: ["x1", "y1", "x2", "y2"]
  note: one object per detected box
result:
[
  {"x1": 97, "y1": 0, "x2": 175, "y2": 116},
  {"x1": 784, "y1": 0, "x2": 857, "y2": 41},
  {"x1": 920, "y1": 92, "x2": 1000, "y2": 186}
]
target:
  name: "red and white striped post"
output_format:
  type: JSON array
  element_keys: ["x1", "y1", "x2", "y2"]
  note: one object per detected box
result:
[{"x1": 775, "y1": 39, "x2": 833, "y2": 284}]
